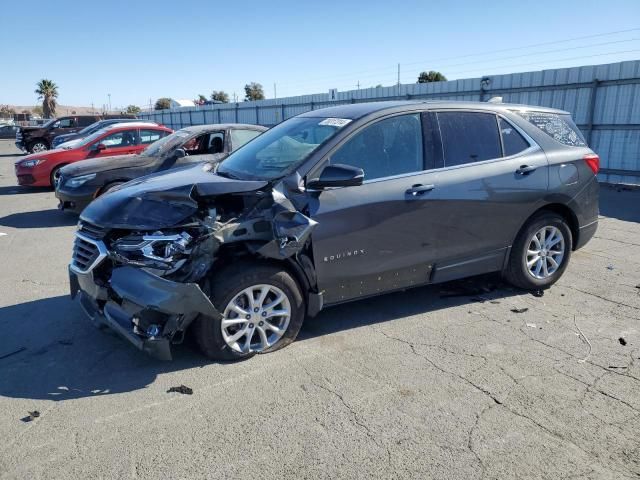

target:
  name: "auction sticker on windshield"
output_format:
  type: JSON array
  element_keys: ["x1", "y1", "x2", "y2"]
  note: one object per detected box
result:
[{"x1": 319, "y1": 118, "x2": 352, "y2": 127}]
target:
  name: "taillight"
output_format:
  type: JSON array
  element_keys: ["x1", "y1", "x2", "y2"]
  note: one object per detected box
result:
[{"x1": 583, "y1": 153, "x2": 599, "y2": 175}]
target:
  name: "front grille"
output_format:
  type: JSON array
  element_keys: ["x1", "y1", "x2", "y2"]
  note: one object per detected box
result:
[
  {"x1": 78, "y1": 221, "x2": 107, "y2": 239},
  {"x1": 71, "y1": 232, "x2": 107, "y2": 273}
]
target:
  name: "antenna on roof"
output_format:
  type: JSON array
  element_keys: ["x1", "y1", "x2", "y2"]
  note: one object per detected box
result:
[{"x1": 487, "y1": 96, "x2": 503, "y2": 103}]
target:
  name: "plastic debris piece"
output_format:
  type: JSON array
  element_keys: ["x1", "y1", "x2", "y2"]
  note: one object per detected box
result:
[
  {"x1": 532, "y1": 289, "x2": 544, "y2": 298},
  {"x1": 510, "y1": 307, "x2": 529, "y2": 314},
  {"x1": 167, "y1": 385, "x2": 193, "y2": 395},
  {"x1": 526, "y1": 323, "x2": 537, "y2": 328},
  {"x1": 21, "y1": 410, "x2": 40, "y2": 422},
  {"x1": 619, "y1": 337, "x2": 627, "y2": 346},
  {"x1": 606, "y1": 264, "x2": 614, "y2": 270}
]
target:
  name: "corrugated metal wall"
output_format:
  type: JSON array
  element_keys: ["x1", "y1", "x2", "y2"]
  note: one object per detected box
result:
[{"x1": 139, "y1": 60, "x2": 640, "y2": 184}]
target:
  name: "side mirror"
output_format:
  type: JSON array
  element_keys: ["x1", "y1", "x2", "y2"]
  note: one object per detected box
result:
[
  {"x1": 307, "y1": 163, "x2": 364, "y2": 189},
  {"x1": 174, "y1": 148, "x2": 186, "y2": 159},
  {"x1": 92, "y1": 143, "x2": 106, "y2": 151}
]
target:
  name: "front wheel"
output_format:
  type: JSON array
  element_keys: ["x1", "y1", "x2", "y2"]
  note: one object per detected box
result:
[
  {"x1": 194, "y1": 263, "x2": 305, "y2": 360},
  {"x1": 504, "y1": 211, "x2": 572, "y2": 290}
]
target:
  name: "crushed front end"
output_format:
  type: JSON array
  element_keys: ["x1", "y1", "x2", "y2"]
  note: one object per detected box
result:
[{"x1": 68, "y1": 165, "x2": 320, "y2": 360}]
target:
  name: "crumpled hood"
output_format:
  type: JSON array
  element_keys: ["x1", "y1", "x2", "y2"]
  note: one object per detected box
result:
[
  {"x1": 80, "y1": 163, "x2": 268, "y2": 230},
  {"x1": 61, "y1": 154, "x2": 149, "y2": 177}
]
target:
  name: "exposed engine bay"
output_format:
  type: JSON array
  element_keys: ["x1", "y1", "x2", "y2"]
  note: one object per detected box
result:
[{"x1": 69, "y1": 164, "x2": 321, "y2": 360}]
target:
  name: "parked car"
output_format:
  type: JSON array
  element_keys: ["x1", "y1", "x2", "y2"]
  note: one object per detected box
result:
[
  {"x1": 15, "y1": 114, "x2": 136, "y2": 153},
  {"x1": 56, "y1": 124, "x2": 267, "y2": 213},
  {"x1": 0, "y1": 124, "x2": 19, "y2": 139},
  {"x1": 15, "y1": 123, "x2": 172, "y2": 187},
  {"x1": 52, "y1": 118, "x2": 157, "y2": 148},
  {"x1": 69, "y1": 100, "x2": 599, "y2": 361}
]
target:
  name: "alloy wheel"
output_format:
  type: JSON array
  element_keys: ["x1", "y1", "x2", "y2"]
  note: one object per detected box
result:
[
  {"x1": 221, "y1": 284, "x2": 291, "y2": 354},
  {"x1": 31, "y1": 142, "x2": 47, "y2": 153},
  {"x1": 526, "y1": 226, "x2": 565, "y2": 279}
]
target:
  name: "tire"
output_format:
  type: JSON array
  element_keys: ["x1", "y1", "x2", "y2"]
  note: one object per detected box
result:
[
  {"x1": 100, "y1": 182, "x2": 124, "y2": 196},
  {"x1": 504, "y1": 211, "x2": 572, "y2": 290},
  {"x1": 194, "y1": 262, "x2": 305, "y2": 361},
  {"x1": 29, "y1": 140, "x2": 49, "y2": 154},
  {"x1": 49, "y1": 164, "x2": 66, "y2": 188}
]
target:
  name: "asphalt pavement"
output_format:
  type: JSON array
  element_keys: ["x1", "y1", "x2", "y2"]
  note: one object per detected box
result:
[{"x1": 0, "y1": 139, "x2": 639, "y2": 479}]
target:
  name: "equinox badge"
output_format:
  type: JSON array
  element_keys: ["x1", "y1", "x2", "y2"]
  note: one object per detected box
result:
[{"x1": 324, "y1": 249, "x2": 366, "y2": 262}]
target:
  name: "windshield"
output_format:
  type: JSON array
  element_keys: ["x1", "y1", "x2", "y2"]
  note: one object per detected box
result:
[
  {"x1": 41, "y1": 118, "x2": 56, "y2": 128},
  {"x1": 217, "y1": 117, "x2": 349, "y2": 180},
  {"x1": 141, "y1": 129, "x2": 191, "y2": 157}
]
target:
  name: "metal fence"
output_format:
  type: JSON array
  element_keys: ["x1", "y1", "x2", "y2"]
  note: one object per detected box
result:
[{"x1": 138, "y1": 60, "x2": 640, "y2": 184}]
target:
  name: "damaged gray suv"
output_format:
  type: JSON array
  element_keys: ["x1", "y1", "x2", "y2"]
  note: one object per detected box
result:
[{"x1": 69, "y1": 101, "x2": 599, "y2": 360}]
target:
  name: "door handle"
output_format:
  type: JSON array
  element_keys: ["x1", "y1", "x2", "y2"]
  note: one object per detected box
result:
[
  {"x1": 405, "y1": 184, "x2": 435, "y2": 196},
  {"x1": 516, "y1": 165, "x2": 537, "y2": 175}
]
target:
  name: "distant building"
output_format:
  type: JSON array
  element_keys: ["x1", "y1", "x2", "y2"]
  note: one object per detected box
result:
[{"x1": 170, "y1": 99, "x2": 196, "y2": 109}]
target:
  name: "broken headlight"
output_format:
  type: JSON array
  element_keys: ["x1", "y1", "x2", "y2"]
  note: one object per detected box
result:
[{"x1": 111, "y1": 231, "x2": 193, "y2": 271}]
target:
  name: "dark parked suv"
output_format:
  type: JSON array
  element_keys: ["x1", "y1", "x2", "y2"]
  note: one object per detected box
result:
[
  {"x1": 69, "y1": 101, "x2": 599, "y2": 361},
  {"x1": 56, "y1": 124, "x2": 267, "y2": 213},
  {"x1": 16, "y1": 114, "x2": 136, "y2": 153}
]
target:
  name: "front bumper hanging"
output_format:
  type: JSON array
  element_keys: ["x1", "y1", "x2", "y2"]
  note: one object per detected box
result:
[{"x1": 70, "y1": 265, "x2": 221, "y2": 360}]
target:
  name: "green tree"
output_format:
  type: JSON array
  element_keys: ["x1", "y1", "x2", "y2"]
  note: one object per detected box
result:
[
  {"x1": 0, "y1": 105, "x2": 15, "y2": 119},
  {"x1": 154, "y1": 98, "x2": 171, "y2": 110},
  {"x1": 417, "y1": 71, "x2": 447, "y2": 83},
  {"x1": 35, "y1": 79, "x2": 59, "y2": 118},
  {"x1": 125, "y1": 105, "x2": 141, "y2": 115},
  {"x1": 244, "y1": 82, "x2": 265, "y2": 101},
  {"x1": 210, "y1": 90, "x2": 230, "y2": 103}
]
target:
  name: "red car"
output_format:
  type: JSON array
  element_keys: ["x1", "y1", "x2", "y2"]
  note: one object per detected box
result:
[{"x1": 14, "y1": 123, "x2": 173, "y2": 187}]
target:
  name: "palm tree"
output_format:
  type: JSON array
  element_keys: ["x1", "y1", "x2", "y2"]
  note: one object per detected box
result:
[{"x1": 35, "y1": 79, "x2": 59, "y2": 118}]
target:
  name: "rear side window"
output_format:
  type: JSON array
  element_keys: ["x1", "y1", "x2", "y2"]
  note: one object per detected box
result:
[
  {"x1": 499, "y1": 118, "x2": 530, "y2": 156},
  {"x1": 515, "y1": 111, "x2": 586, "y2": 147},
  {"x1": 139, "y1": 129, "x2": 164, "y2": 145},
  {"x1": 78, "y1": 117, "x2": 96, "y2": 127},
  {"x1": 231, "y1": 129, "x2": 262, "y2": 150},
  {"x1": 438, "y1": 112, "x2": 501, "y2": 166}
]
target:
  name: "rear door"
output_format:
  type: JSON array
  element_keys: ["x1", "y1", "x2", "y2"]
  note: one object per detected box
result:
[{"x1": 425, "y1": 110, "x2": 548, "y2": 282}]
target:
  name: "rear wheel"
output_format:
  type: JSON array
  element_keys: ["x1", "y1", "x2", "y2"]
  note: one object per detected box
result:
[
  {"x1": 504, "y1": 211, "x2": 572, "y2": 290},
  {"x1": 194, "y1": 263, "x2": 305, "y2": 360},
  {"x1": 29, "y1": 140, "x2": 48, "y2": 153}
]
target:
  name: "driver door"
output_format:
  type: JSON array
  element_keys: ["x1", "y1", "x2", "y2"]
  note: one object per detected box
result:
[
  {"x1": 308, "y1": 113, "x2": 438, "y2": 304},
  {"x1": 88, "y1": 128, "x2": 140, "y2": 158}
]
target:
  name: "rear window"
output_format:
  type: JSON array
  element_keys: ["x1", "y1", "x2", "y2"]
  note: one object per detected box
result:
[{"x1": 515, "y1": 111, "x2": 586, "y2": 147}]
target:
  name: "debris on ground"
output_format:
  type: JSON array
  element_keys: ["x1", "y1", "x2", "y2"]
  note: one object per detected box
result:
[
  {"x1": 511, "y1": 307, "x2": 529, "y2": 313},
  {"x1": 167, "y1": 385, "x2": 193, "y2": 395},
  {"x1": 607, "y1": 264, "x2": 615, "y2": 270},
  {"x1": 608, "y1": 365, "x2": 628, "y2": 369},
  {"x1": 532, "y1": 289, "x2": 545, "y2": 298},
  {"x1": 574, "y1": 316, "x2": 592, "y2": 363},
  {"x1": 21, "y1": 411, "x2": 40, "y2": 422},
  {"x1": 0, "y1": 346, "x2": 26, "y2": 360},
  {"x1": 490, "y1": 300, "x2": 501, "y2": 304},
  {"x1": 619, "y1": 337, "x2": 627, "y2": 346},
  {"x1": 635, "y1": 284, "x2": 640, "y2": 289},
  {"x1": 526, "y1": 323, "x2": 537, "y2": 328}
]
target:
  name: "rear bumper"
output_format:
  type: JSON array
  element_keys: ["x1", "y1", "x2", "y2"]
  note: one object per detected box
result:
[
  {"x1": 575, "y1": 219, "x2": 598, "y2": 250},
  {"x1": 70, "y1": 265, "x2": 220, "y2": 360}
]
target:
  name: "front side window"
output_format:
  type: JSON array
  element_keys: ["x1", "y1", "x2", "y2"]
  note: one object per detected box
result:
[
  {"x1": 331, "y1": 114, "x2": 423, "y2": 181},
  {"x1": 230, "y1": 129, "x2": 261, "y2": 150},
  {"x1": 438, "y1": 112, "x2": 501, "y2": 167},
  {"x1": 499, "y1": 118, "x2": 530, "y2": 156},
  {"x1": 55, "y1": 118, "x2": 75, "y2": 128},
  {"x1": 218, "y1": 117, "x2": 349, "y2": 180},
  {"x1": 99, "y1": 129, "x2": 137, "y2": 148}
]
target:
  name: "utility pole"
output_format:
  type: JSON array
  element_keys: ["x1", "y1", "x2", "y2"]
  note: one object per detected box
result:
[
  {"x1": 273, "y1": 83, "x2": 277, "y2": 99},
  {"x1": 357, "y1": 81, "x2": 360, "y2": 90},
  {"x1": 108, "y1": 93, "x2": 111, "y2": 113},
  {"x1": 397, "y1": 64, "x2": 400, "y2": 86},
  {"x1": 149, "y1": 98, "x2": 152, "y2": 111}
]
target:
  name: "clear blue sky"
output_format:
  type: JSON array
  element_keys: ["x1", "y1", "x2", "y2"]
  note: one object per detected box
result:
[{"x1": 2, "y1": 0, "x2": 639, "y2": 109}]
